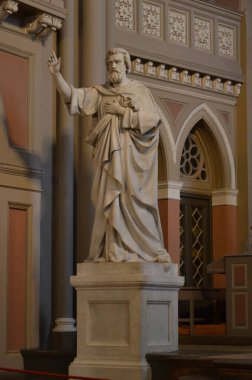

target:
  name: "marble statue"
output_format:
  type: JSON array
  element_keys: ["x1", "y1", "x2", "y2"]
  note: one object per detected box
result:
[{"x1": 48, "y1": 48, "x2": 171, "y2": 263}]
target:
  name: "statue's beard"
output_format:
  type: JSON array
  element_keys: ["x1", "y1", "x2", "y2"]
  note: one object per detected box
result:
[{"x1": 108, "y1": 70, "x2": 123, "y2": 84}]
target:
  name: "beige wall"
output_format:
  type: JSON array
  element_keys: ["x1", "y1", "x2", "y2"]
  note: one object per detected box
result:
[{"x1": 0, "y1": 0, "x2": 64, "y2": 367}]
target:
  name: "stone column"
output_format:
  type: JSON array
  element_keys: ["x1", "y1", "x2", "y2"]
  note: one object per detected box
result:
[
  {"x1": 52, "y1": 0, "x2": 76, "y2": 347},
  {"x1": 77, "y1": 0, "x2": 107, "y2": 262},
  {"x1": 106, "y1": 0, "x2": 116, "y2": 51}
]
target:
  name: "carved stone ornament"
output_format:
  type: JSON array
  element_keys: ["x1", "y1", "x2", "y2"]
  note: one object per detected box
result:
[
  {"x1": 217, "y1": 24, "x2": 234, "y2": 57},
  {"x1": 131, "y1": 56, "x2": 241, "y2": 97},
  {"x1": 168, "y1": 67, "x2": 179, "y2": 81},
  {"x1": 203, "y1": 75, "x2": 212, "y2": 89},
  {"x1": 115, "y1": 0, "x2": 134, "y2": 30},
  {"x1": 213, "y1": 78, "x2": 223, "y2": 91},
  {"x1": 224, "y1": 80, "x2": 234, "y2": 94},
  {"x1": 132, "y1": 58, "x2": 144, "y2": 73},
  {"x1": 194, "y1": 16, "x2": 211, "y2": 51},
  {"x1": 142, "y1": 1, "x2": 161, "y2": 37},
  {"x1": 157, "y1": 64, "x2": 167, "y2": 78},
  {"x1": 180, "y1": 70, "x2": 191, "y2": 84},
  {"x1": 25, "y1": 13, "x2": 62, "y2": 39},
  {"x1": 144, "y1": 61, "x2": 156, "y2": 75},
  {"x1": 0, "y1": 0, "x2": 18, "y2": 22},
  {"x1": 192, "y1": 73, "x2": 202, "y2": 86},
  {"x1": 168, "y1": 9, "x2": 187, "y2": 45}
]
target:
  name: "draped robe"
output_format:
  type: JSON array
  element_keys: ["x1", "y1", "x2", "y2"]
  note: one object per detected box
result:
[{"x1": 68, "y1": 79, "x2": 170, "y2": 263}]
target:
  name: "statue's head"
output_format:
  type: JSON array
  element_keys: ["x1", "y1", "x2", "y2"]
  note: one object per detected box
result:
[
  {"x1": 106, "y1": 48, "x2": 131, "y2": 73},
  {"x1": 106, "y1": 48, "x2": 131, "y2": 84}
]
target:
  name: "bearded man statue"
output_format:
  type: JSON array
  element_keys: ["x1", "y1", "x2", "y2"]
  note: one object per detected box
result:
[{"x1": 48, "y1": 48, "x2": 171, "y2": 264}]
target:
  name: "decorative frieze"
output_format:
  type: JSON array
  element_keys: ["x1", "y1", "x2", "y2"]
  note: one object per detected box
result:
[
  {"x1": 115, "y1": 0, "x2": 134, "y2": 30},
  {"x1": 193, "y1": 16, "x2": 211, "y2": 51},
  {"x1": 217, "y1": 24, "x2": 234, "y2": 57},
  {"x1": 25, "y1": 13, "x2": 63, "y2": 39},
  {"x1": 142, "y1": 1, "x2": 162, "y2": 37},
  {"x1": 131, "y1": 56, "x2": 242, "y2": 97},
  {"x1": 168, "y1": 9, "x2": 187, "y2": 45},
  {"x1": 0, "y1": 0, "x2": 18, "y2": 22}
]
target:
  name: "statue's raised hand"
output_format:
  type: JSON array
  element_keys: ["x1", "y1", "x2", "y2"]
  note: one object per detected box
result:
[{"x1": 48, "y1": 51, "x2": 61, "y2": 74}]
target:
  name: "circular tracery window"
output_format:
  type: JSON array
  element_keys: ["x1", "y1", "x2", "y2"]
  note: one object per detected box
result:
[{"x1": 180, "y1": 133, "x2": 208, "y2": 181}]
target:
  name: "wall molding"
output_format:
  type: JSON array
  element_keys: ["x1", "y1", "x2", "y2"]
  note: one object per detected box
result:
[
  {"x1": 158, "y1": 180, "x2": 183, "y2": 200},
  {"x1": 212, "y1": 189, "x2": 238, "y2": 206}
]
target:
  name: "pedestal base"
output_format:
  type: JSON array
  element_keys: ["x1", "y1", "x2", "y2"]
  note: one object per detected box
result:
[
  {"x1": 70, "y1": 262, "x2": 184, "y2": 380},
  {"x1": 70, "y1": 360, "x2": 150, "y2": 380}
]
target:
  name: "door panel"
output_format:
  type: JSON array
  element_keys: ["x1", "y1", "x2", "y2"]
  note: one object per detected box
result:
[{"x1": 180, "y1": 194, "x2": 212, "y2": 288}]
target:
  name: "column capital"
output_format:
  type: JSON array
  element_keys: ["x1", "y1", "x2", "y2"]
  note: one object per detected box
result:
[
  {"x1": 212, "y1": 188, "x2": 238, "y2": 206},
  {"x1": 158, "y1": 181, "x2": 183, "y2": 200}
]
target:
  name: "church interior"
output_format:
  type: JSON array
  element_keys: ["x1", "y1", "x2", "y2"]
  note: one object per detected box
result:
[{"x1": 0, "y1": 0, "x2": 252, "y2": 379}]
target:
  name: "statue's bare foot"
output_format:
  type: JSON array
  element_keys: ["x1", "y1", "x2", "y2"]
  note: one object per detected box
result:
[{"x1": 156, "y1": 250, "x2": 172, "y2": 263}]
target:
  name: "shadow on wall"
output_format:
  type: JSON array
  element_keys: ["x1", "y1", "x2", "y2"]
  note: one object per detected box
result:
[{"x1": 0, "y1": 92, "x2": 41, "y2": 177}]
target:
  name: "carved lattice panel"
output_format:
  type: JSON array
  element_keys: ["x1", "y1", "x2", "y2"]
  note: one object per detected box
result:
[
  {"x1": 179, "y1": 195, "x2": 211, "y2": 288},
  {"x1": 180, "y1": 206, "x2": 186, "y2": 277},
  {"x1": 191, "y1": 206, "x2": 204, "y2": 287}
]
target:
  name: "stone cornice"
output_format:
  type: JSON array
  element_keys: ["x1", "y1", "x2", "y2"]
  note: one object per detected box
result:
[
  {"x1": 18, "y1": 0, "x2": 66, "y2": 19},
  {"x1": 130, "y1": 56, "x2": 242, "y2": 98},
  {"x1": 175, "y1": 0, "x2": 243, "y2": 20}
]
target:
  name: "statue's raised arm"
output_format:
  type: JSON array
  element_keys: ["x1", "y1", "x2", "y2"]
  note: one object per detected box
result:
[{"x1": 48, "y1": 51, "x2": 71, "y2": 103}]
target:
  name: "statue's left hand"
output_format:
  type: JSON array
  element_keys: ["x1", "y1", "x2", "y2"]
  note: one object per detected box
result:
[{"x1": 104, "y1": 101, "x2": 125, "y2": 116}]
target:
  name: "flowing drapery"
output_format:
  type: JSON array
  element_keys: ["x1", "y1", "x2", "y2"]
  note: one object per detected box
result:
[{"x1": 67, "y1": 80, "x2": 170, "y2": 262}]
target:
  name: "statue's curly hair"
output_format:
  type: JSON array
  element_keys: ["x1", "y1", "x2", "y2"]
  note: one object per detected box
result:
[{"x1": 105, "y1": 48, "x2": 131, "y2": 73}]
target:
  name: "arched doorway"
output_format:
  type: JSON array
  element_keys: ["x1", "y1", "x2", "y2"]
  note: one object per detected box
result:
[{"x1": 177, "y1": 112, "x2": 237, "y2": 338}]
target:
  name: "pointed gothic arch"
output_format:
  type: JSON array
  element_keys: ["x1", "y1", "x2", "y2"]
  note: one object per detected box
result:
[{"x1": 176, "y1": 103, "x2": 236, "y2": 191}]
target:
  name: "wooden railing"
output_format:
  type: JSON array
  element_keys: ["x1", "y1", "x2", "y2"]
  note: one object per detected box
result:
[{"x1": 179, "y1": 287, "x2": 226, "y2": 336}]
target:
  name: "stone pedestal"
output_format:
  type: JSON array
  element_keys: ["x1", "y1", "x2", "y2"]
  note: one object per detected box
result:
[{"x1": 69, "y1": 262, "x2": 184, "y2": 380}]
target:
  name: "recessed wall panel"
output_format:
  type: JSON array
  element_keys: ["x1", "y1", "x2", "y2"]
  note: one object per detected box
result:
[
  {"x1": 0, "y1": 50, "x2": 29, "y2": 148},
  {"x1": 7, "y1": 207, "x2": 27, "y2": 352}
]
